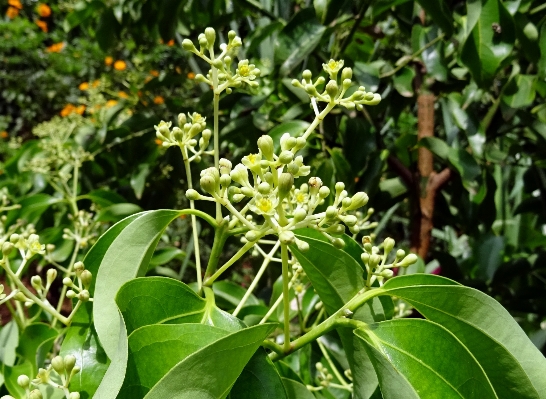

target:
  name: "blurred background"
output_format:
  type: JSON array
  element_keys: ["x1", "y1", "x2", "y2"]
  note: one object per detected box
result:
[{"x1": 1, "y1": 0, "x2": 545, "y2": 352}]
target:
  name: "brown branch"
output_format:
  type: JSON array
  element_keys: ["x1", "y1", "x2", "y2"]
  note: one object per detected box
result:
[{"x1": 387, "y1": 155, "x2": 413, "y2": 187}]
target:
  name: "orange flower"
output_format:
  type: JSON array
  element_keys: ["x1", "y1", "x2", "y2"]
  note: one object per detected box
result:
[
  {"x1": 6, "y1": 7, "x2": 19, "y2": 18},
  {"x1": 75, "y1": 105, "x2": 86, "y2": 115},
  {"x1": 1, "y1": 131, "x2": 9, "y2": 139},
  {"x1": 118, "y1": 91, "x2": 129, "y2": 99},
  {"x1": 104, "y1": 56, "x2": 113, "y2": 66},
  {"x1": 46, "y1": 42, "x2": 64, "y2": 53},
  {"x1": 8, "y1": 0, "x2": 23, "y2": 9},
  {"x1": 153, "y1": 96, "x2": 164, "y2": 105},
  {"x1": 187, "y1": 72, "x2": 196, "y2": 80},
  {"x1": 92, "y1": 80, "x2": 100, "y2": 88},
  {"x1": 79, "y1": 82, "x2": 89, "y2": 90},
  {"x1": 37, "y1": 3, "x2": 51, "y2": 17},
  {"x1": 60, "y1": 104, "x2": 75, "y2": 117},
  {"x1": 106, "y1": 100, "x2": 118, "y2": 107},
  {"x1": 149, "y1": 70, "x2": 159, "y2": 77},
  {"x1": 113, "y1": 60, "x2": 126, "y2": 71},
  {"x1": 167, "y1": 39, "x2": 175, "y2": 46},
  {"x1": 35, "y1": 20, "x2": 48, "y2": 32},
  {"x1": 155, "y1": 139, "x2": 163, "y2": 146}
]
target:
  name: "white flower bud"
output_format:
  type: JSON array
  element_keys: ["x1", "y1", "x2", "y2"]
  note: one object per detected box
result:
[
  {"x1": 51, "y1": 355, "x2": 65, "y2": 374},
  {"x1": 396, "y1": 249, "x2": 406, "y2": 260},
  {"x1": 29, "y1": 390, "x2": 43, "y2": 399},
  {"x1": 245, "y1": 231, "x2": 259, "y2": 242},
  {"x1": 204, "y1": 27, "x2": 216, "y2": 46},
  {"x1": 318, "y1": 186, "x2": 330, "y2": 198},
  {"x1": 331, "y1": 238, "x2": 345, "y2": 249},
  {"x1": 31, "y1": 276, "x2": 43, "y2": 291},
  {"x1": 346, "y1": 192, "x2": 369, "y2": 211},
  {"x1": 293, "y1": 208, "x2": 307, "y2": 223},
  {"x1": 74, "y1": 261, "x2": 85, "y2": 273},
  {"x1": 64, "y1": 355, "x2": 77, "y2": 374},
  {"x1": 80, "y1": 270, "x2": 92, "y2": 289},
  {"x1": 279, "y1": 231, "x2": 295, "y2": 245},
  {"x1": 257, "y1": 135, "x2": 274, "y2": 161},
  {"x1": 220, "y1": 175, "x2": 232, "y2": 187},
  {"x1": 277, "y1": 173, "x2": 294, "y2": 197},
  {"x1": 2, "y1": 242, "x2": 14, "y2": 256},
  {"x1": 343, "y1": 215, "x2": 357, "y2": 227},
  {"x1": 278, "y1": 150, "x2": 294, "y2": 164},
  {"x1": 401, "y1": 254, "x2": 418, "y2": 267},
  {"x1": 308, "y1": 177, "x2": 323, "y2": 193},
  {"x1": 78, "y1": 290, "x2": 90, "y2": 302},
  {"x1": 326, "y1": 80, "x2": 339, "y2": 99},
  {"x1": 182, "y1": 39, "x2": 196, "y2": 51},
  {"x1": 296, "y1": 239, "x2": 309, "y2": 252},
  {"x1": 186, "y1": 189, "x2": 200, "y2": 201},
  {"x1": 46, "y1": 268, "x2": 57, "y2": 285},
  {"x1": 383, "y1": 238, "x2": 395, "y2": 254},
  {"x1": 17, "y1": 375, "x2": 30, "y2": 388},
  {"x1": 257, "y1": 182, "x2": 271, "y2": 194}
]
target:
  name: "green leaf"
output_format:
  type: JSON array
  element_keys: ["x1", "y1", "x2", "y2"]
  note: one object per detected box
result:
[
  {"x1": 60, "y1": 305, "x2": 109, "y2": 399},
  {"x1": 419, "y1": 137, "x2": 450, "y2": 160},
  {"x1": 393, "y1": 67, "x2": 415, "y2": 97},
  {"x1": 116, "y1": 277, "x2": 245, "y2": 336},
  {"x1": 461, "y1": 0, "x2": 515, "y2": 87},
  {"x1": 0, "y1": 321, "x2": 19, "y2": 367},
  {"x1": 2, "y1": 360, "x2": 33, "y2": 398},
  {"x1": 229, "y1": 348, "x2": 288, "y2": 399},
  {"x1": 130, "y1": 164, "x2": 151, "y2": 200},
  {"x1": 356, "y1": 319, "x2": 497, "y2": 398},
  {"x1": 282, "y1": 378, "x2": 315, "y2": 399},
  {"x1": 275, "y1": 8, "x2": 326, "y2": 76},
  {"x1": 149, "y1": 247, "x2": 185, "y2": 266},
  {"x1": 16, "y1": 323, "x2": 58, "y2": 374},
  {"x1": 415, "y1": 0, "x2": 453, "y2": 36},
  {"x1": 121, "y1": 324, "x2": 229, "y2": 398},
  {"x1": 95, "y1": 203, "x2": 143, "y2": 223},
  {"x1": 6, "y1": 194, "x2": 60, "y2": 225},
  {"x1": 94, "y1": 210, "x2": 184, "y2": 358},
  {"x1": 143, "y1": 324, "x2": 276, "y2": 398},
  {"x1": 539, "y1": 25, "x2": 546, "y2": 79},
  {"x1": 502, "y1": 75, "x2": 537, "y2": 108},
  {"x1": 379, "y1": 274, "x2": 546, "y2": 398},
  {"x1": 213, "y1": 280, "x2": 260, "y2": 309},
  {"x1": 79, "y1": 189, "x2": 127, "y2": 208}
]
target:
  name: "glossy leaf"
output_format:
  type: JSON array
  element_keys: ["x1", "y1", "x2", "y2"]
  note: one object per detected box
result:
[
  {"x1": 229, "y1": 348, "x2": 288, "y2": 399},
  {"x1": 17, "y1": 323, "x2": 58, "y2": 374},
  {"x1": 393, "y1": 67, "x2": 415, "y2": 97},
  {"x1": 379, "y1": 274, "x2": 546, "y2": 398},
  {"x1": 95, "y1": 203, "x2": 143, "y2": 223},
  {"x1": 282, "y1": 377, "x2": 315, "y2": 399},
  {"x1": 415, "y1": 0, "x2": 453, "y2": 36},
  {"x1": 93, "y1": 210, "x2": 184, "y2": 358},
  {"x1": 143, "y1": 324, "x2": 276, "y2": 398},
  {"x1": 120, "y1": 324, "x2": 229, "y2": 398},
  {"x1": 0, "y1": 321, "x2": 18, "y2": 367},
  {"x1": 2, "y1": 361, "x2": 33, "y2": 398},
  {"x1": 461, "y1": 0, "x2": 515, "y2": 87},
  {"x1": 356, "y1": 319, "x2": 497, "y2": 398},
  {"x1": 275, "y1": 9, "x2": 326, "y2": 76},
  {"x1": 213, "y1": 280, "x2": 260, "y2": 309}
]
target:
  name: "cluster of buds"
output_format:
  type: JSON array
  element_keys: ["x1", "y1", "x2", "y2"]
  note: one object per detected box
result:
[
  {"x1": 315, "y1": 362, "x2": 334, "y2": 387},
  {"x1": 61, "y1": 210, "x2": 96, "y2": 249},
  {"x1": 186, "y1": 131, "x2": 372, "y2": 250},
  {"x1": 182, "y1": 28, "x2": 259, "y2": 94},
  {"x1": 2, "y1": 233, "x2": 45, "y2": 260},
  {"x1": 361, "y1": 236, "x2": 418, "y2": 288},
  {"x1": 63, "y1": 261, "x2": 92, "y2": 303},
  {"x1": 7, "y1": 355, "x2": 81, "y2": 399},
  {"x1": 292, "y1": 60, "x2": 381, "y2": 111},
  {"x1": 154, "y1": 113, "x2": 212, "y2": 162}
]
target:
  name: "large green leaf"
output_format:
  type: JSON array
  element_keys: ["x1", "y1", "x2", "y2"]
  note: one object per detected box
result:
[
  {"x1": 281, "y1": 378, "x2": 315, "y2": 399},
  {"x1": 275, "y1": 8, "x2": 326, "y2": 76},
  {"x1": 2, "y1": 360, "x2": 33, "y2": 399},
  {"x1": 228, "y1": 348, "x2": 288, "y2": 399},
  {"x1": 93, "y1": 210, "x2": 185, "y2": 358},
  {"x1": 356, "y1": 319, "x2": 497, "y2": 398},
  {"x1": 143, "y1": 324, "x2": 276, "y2": 399},
  {"x1": 120, "y1": 324, "x2": 229, "y2": 398},
  {"x1": 415, "y1": 0, "x2": 453, "y2": 36},
  {"x1": 378, "y1": 274, "x2": 546, "y2": 398},
  {"x1": 461, "y1": 0, "x2": 515, "y2": 87},
  {"x1": 115, "y1": 277, "x2": 245, "y2": 336},
  {"x1": 16, "y1": 323, "x2": 58, "y2": 375}
]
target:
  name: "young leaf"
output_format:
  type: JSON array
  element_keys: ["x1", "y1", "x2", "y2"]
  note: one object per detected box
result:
[{"x1": 282, "y1": 378, "x2": 315, "y2": 399}]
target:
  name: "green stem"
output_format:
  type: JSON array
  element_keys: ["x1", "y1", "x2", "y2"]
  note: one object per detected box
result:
[
  {"x1": 212, "y1": 62, "x2": 222, "y2": 222},
  {"x1": 52, "y1": 238, "x2": 81, "y2": 328},
  {"x1": 203, "y1": 220, "x2": 230, "y2": 283},
  {"x1": 204, "y1": 239, "x2": 256, "y2": 286},
  {"x1": 317, "y1": 338, "x2": 350, "y2": 388},
  {"x1": 530, "y1": 2, "x2": 546, "y2": 14},
  {"x1": 281, "y1": 243, "x2": 291, "y2": 352},
  {"x1": 181, "y1": 146, "x2": 203, "y2": 291}
]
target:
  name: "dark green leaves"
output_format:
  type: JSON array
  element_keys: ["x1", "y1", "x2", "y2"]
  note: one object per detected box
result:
[
  {"x1": 461, "y1": 0, "x2": 516, "y2": 87},
  {"x1": 415, "y1": 0, "x2": 454, "y2": 36},
  {"x1": 275, "y1": 9, "x2": 326, "y2": 76},
  {"x1": 356, "y1": 319, "x2": 497, "y2": 398}
]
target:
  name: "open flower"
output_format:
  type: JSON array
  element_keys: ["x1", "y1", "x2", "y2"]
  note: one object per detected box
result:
[
  {"x1": 35, "y1": 20, "x2": 48, "y2": 32},
  {"x1": 241, "y1": 153, "x2": 262, "y2": 174},
  {"x1": 323, "y1": 59, "x2": 344, "y2": 78},
  {"x1": 104, "y1": 56, "x2": 113, "y2": 66},
  {"x1": 250, "y1": 193, "x2": 279, "y2": 216},
  {"x1": 79, "y1": 82, "x2": 89, "y2": 90},
  {"x1": 37, "y1": 3, "x2": 51, "y2": 17},
  {"x1": 46, "y1": 42, "x2": 64, "y2": 53},
  {"x1": 114, "y1": 60, "x2": 126, "y2": 71}
]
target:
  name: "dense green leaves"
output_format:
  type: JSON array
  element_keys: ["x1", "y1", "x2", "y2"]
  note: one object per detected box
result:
[{"x1": 356, "y1": 319, "x2": 497, "y2": 398}]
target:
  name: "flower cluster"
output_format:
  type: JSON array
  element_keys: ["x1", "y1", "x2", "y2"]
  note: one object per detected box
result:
[
  {"x1": 182, "y1": 28, "x2": 260, "y2": 94},
  {"x1": 154, "y1": 113, "x2": 212, "y2": 162}
]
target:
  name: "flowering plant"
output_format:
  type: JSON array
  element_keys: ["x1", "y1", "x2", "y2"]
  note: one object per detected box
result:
[{"x1": 1, "y1": 28, "x2": 545, "y2": 399}]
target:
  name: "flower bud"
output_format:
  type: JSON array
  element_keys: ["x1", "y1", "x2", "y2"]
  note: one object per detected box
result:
[
  {"x1": 186, "y1": 189, "x2": 200, "y2": 201},
  {"x1": 341, "y1": 197, "x2": 352, "y2": 209},
  {"x1": 182, "y1": 39, "x2": 196, "y2": 51},
  {"x1": 69, "y1": 393, "x2": 81, "y2": 399},
  {"x1": 361, "y1": 252, "x2": 370, "y2": 264},
  {"x1": 64, "y1": 355, "x2": 77, "y2": 374},
  {"x1": 341, "y1": 67, "x2": 353, "y2": 81},
  {"x1": 287, "y1": 162, "x2": 299, "y2": 175},
  {"x1": 401, "y1": 254, "x2": 418, "y2": 267},
  {"x1": 326, "y1": 206, "x2": 338, "y2": 219},
  {"x1": 80, "y1": 270, "x2": 92, "y2": 289},
  {"x1": 278, "y1": 150, "x2": 294, "y2": 165},
  {"x1": 245, "y1": 231, "x2": 259, "y2": 242},
  {"x1": 67, "y1": 290, "x2": 77, "y2": 299},
  {"x1": 277, "y1": 173, "x2": 294, "y2": 198},
  {"x1": 45, "y1": 269, "x2": 57, "y2": 285},
  {"x1": 200, "y1": 175, "x2": 217, "y2": 195},
  {"x1": 63, "y1": 277, "x2": 73, "y2": 286},
  {"x1": 318, "y1": 186, "x2": 330, "y2": 199},
  {"x1": 240, "y1": 187, "x2": 254, "y2": 197},
  {"x1": 345, "y1": 192, "x2": 369, "y2": 211},
  {"x1": 31, "y1": 276, "x2": 43, "y2": 291},
  {"x1": 17, "y1": 375, "x2": 30, "y2": 388},
  {"x1": 302, "y1": 70, "x2": 312, "y2": 81},
  {"x1": 36, "y1": 368, "x2": 50, "y2": 383},
  {"x1": 29, "y1": 390, "x2": 43, "y2": 399},
  {"x1": 296, "y1": 239, "x2": 309, "y2": 252},
  {"x1": 396, "y1": 249, "x2": 405, "y2": 260},
  {"x1": 308, "y1": 177, "x2": 323, "y2": 194},
  {"x1": 279, "y1": 231, "x2": 295, "y2": 245},
  {"x1": 74, "y1": 261, "x2": 85, "y2": 273},
  {"x1": 9, "y1": 234, "x2": 19, "y2": 244},
  {"x1": 369, "y1": 254, "x2": 381, "y2": 268},
  {"x1": 220, "y1": 175, "x2": 232, "y2": 187},
  {"x1": 281, "y1": 137, "x2": 297, "y2": 151},
  {"x1": 331, "y1": 238, "x2": 345, "y2": 249},
  {"x1": 257, "y1": 182, "x2": 271, "y2": 194},
  {"x1": 230, "y1": 164, "x2": 250, "y2": 187},
  {"x1": 46, "y1": 244, "x2": 55, "y2": 253},
  {"x1": 343, "y1": 215, "x2": 357, "y2": 227},
  {"x1": 383, "y1": 238, "x2": 395, "y2": 254},
  {"x1": 204, "y1": 27, "x2": 216, "y2": 46},
  {"x1": 293, "y1": 208, "x2": 307, "y2": 223},
  {"x1": 51, "y1": 355, "x2": 65, "y2": 374},
  {"x1": 14, "y1": 292, "x2": 28, "y2": 302},
  {"x1": 78, "y1": 290, "x2": 90, "y2": 302},
  {"x1": 381, "y1": 269, "x2": 394, "y2": 278},
  {"x1": 2, "y1": 242, "x2": 14, "y2": 256},
  {"x1": 326, "y1": 80, "x2": 339, "y2": 99},
  {"x1": 257, "y1": 135, "x2": 274, "y2": 161}
]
